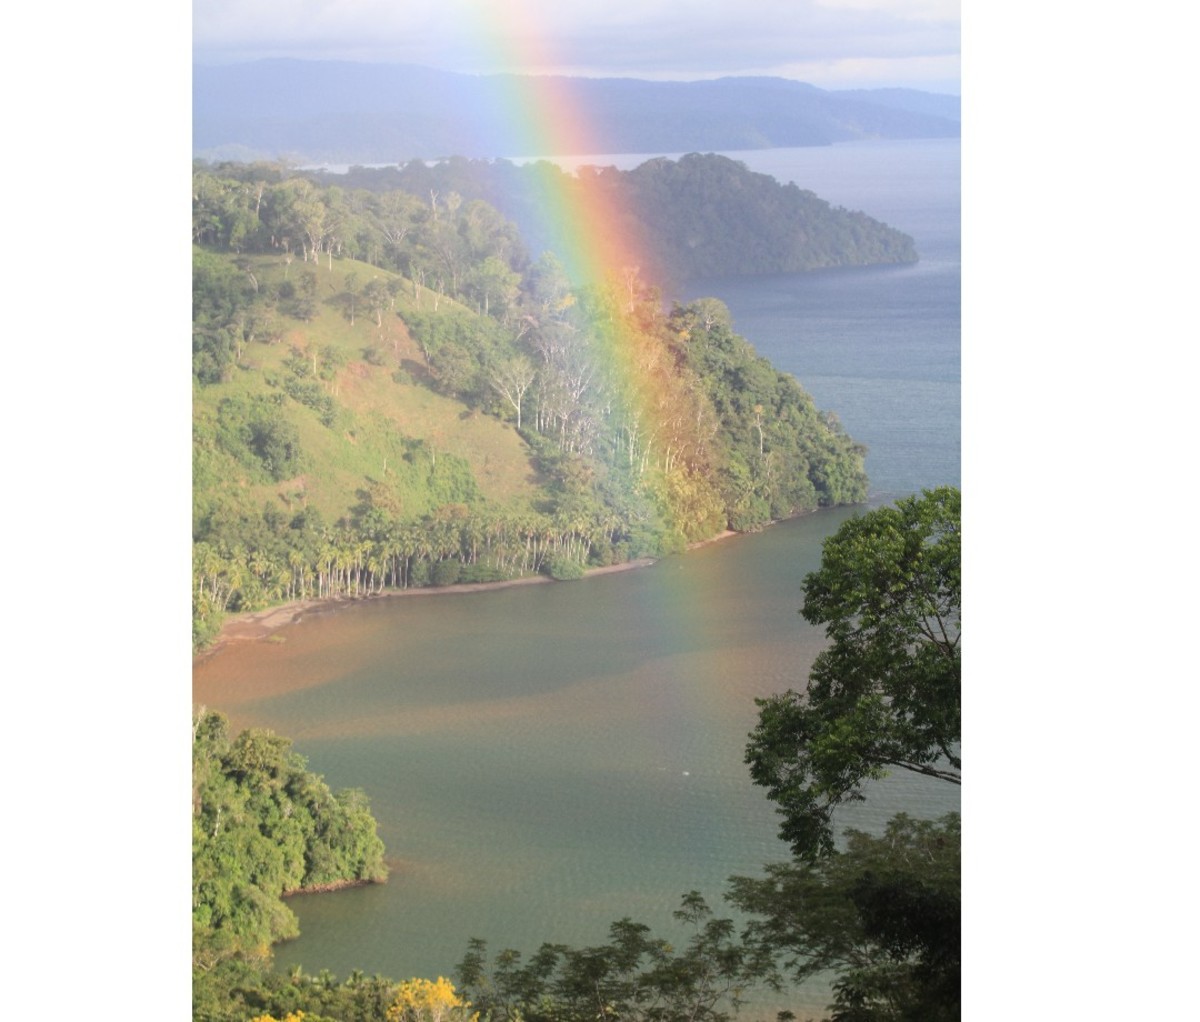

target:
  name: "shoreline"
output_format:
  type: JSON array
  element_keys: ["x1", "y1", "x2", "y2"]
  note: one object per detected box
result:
[
  {"x1": 282, "y1": 876, "x2": 387, "y2": 898},
  {"x1": 197, "y1": 532, "x2": 739, "y2": 659}
]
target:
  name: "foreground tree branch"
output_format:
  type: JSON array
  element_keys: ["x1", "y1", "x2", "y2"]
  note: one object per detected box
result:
[{"x1": 745, "y1": 486, "x2": 961, "y2": 861}]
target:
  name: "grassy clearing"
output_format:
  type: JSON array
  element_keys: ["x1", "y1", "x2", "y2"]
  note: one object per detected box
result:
[{"x1": 194, "y1": 253, "x2": 543, "y2": 526}]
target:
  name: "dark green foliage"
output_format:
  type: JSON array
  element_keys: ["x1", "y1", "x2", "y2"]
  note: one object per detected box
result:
[
  {"x1": 401, "y1": 306, "x2": 508, "y2": 403},
  {"x1": 354, "y1": 154, "x2": 915, "y2": 286},
  {"x1": 745, "y1": 487, "x2": 961, "y2": 861},
  {"x1": 215, "y1": 395, "x2": 303, "y2": 481},
  {"x1": 290, "y1": 270, "x2": 320, "y2": 320},
  {"x1": 458, "y1": 562, "x2": 511, "y2": 583},
  {"x1": 542, "y1": 554, "x2": 585, "y2": 580},
  {"x1": 431, "y1": 559, "x2": 463, "y2": 586},
  {"x1": 281, "y1": 374, "x2": 339, "y2": 427},
  {"x1": 733, "y1": 489, "x2": 961, "y2": 1020},
  {"x1": 728, "y1": 814, "x2": 960, "y2": 1022},
  {"x1": 621, "y1": 154, "x2": 917, "y2": 282},
  {"x1": 674, "y1": 299, "x2": 867, "y2": 528},
  {"x1": 193, "y1": 959, "x2": 399, "y2": 1022},
  {"x1": 249, "y1": 415, "x2": 302, "y2": 480},
  {"x1": 457, "y1": 893, "x2": 751, "y2": 1022},
  {"x1": 193, "y1": 248, "x2": 255, "y2": 384},
  {"x1": 430, "y1": 342, "x2": 481, "y2": 398},
  {"x1": 192, "y1": 710, "x2": 388, "y2": 970}
]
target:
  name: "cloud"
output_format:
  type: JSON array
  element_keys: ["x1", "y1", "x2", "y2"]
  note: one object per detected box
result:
[
  {"x1": 194, "y1": 0, "x2": 959, "y2": 91},
  {"x1": 813, "y1": 0, "x2": 958, "y2": 18}
]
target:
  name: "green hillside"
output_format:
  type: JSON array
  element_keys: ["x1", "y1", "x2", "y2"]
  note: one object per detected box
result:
[
  {"x1": 194, "y1": 250, "x2": 542, "y2": 523},
  {"x1": 193, "y1": 167, "x2": 868, "y2": 647}
]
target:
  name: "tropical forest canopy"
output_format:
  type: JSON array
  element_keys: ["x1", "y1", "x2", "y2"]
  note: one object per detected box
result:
[
  {"x1": 304, "y1": 153, "x2": 918, "y2": 285},
  {"x1": 192, "y1": 709, "x2": 388, "y2": 970},
  {"x1": 193, "y1": 159, "x2": 873, "y2": 646}
]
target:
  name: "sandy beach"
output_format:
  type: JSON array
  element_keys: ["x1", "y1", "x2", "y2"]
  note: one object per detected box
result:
[
  {"x1": 202, "y1": 557, "x2": 655, "y2": 654},
  {"x1": 199, "y1": 530, "x2": 741, "y2": 657}
]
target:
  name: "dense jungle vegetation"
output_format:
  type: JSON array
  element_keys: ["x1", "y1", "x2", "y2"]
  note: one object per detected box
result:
[
  {"x1": 306, "y1": 153, "x2": 918, "y2": 285},
  {"x1": 193, "y1": 162, "x2": 870, "y2": 647},
  {"x1": 192, "y1": 710, "x2": 388, "y2": 970}
]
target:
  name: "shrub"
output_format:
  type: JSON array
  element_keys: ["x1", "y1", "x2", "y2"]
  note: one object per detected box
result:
[{"x1": 542, "y1": 555, "x2": 584, "y2": 581}]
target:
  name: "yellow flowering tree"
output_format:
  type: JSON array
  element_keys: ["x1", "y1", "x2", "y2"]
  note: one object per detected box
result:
[{"x1": 387, "y1": 977, "x2": 477, "y2": 1022}]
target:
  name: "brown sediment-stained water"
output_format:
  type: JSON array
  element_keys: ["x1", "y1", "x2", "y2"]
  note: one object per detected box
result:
[
  {"x1": 200, "y1": 551, "x2": 702, "y2": 653},
  {"x1": 194, "y1": 556, "x2": 658, "y2": 711},
  {"x1": 193, "y1": 510, "x2": 959, "y2": 1012}
]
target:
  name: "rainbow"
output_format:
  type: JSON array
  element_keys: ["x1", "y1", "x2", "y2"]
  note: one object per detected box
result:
[
  {"x1": 435, "y1": 5, "x2": 724, "y2": 549},
  {"x1": 457, "y1": 6, "x2": 653, "y2": 285}
]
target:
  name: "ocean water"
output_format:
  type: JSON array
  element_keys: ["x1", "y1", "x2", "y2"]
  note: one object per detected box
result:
[
  {"x1": 684, "y1": 139, "x2": 961, "y2": 499},
  {"x1": 531, "y1": 139, "x2": 960, "y2": 498}
]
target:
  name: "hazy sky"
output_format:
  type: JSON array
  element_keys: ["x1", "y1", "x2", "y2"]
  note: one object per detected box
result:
[{"x1": 193, "y1": 0, "x2": 960, "y2": 94}]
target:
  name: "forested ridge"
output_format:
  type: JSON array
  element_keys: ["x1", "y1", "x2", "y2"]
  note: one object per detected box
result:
[
  {"x1": 307, "y1": 153, "x2": 917, "y2": 285},
  {"x1": 193, "y1": 162, "x2": 869, "y2": 647}
]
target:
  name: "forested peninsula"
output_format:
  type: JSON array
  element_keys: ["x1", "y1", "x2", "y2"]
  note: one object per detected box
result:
[
  {"x1": 306, "y1": 153, "x2": 917, "y2": 284},
  {"x1": 193, "y1": 157, "x2": 879, "y2": 647},
  {"x1": 192, "y1": 709, "x2": 388, "y2": 969}
]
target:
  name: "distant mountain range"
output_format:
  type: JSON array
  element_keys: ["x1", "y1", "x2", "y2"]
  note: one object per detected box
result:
[{"x1": 193, "y1": 59, "x2": 960, "y2": 165}]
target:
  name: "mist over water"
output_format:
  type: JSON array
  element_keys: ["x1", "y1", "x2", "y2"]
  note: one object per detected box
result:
[{"x1": 193, "y1": 139, "x2": 960, "y2": 1016}]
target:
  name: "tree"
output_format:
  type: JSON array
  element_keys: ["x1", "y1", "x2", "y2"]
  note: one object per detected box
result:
[
  {"x1": 489, "y1": 355, "x2": 537, "y2": 430},
  {"x1": 745, "y1": 487, "x2": 960, "y2": 861},
  {"x1": 364, "y1": 277, "x2": 391, "y2": 328},
  {"x1": 342, "y1": 270, "x2": 361, "y2": 325},
  {"x1": 463, "y1": 255, "x2": 519, "y2": 319},
  {"x1": 193, "y1": 248, "x2": 254, "y2": 384},
  {"x1": 430, "y1": 343, "x2": 479, "y2": 399},
  {"x1": 732, "y1": 489, "x2": 961, "y2": 1021},
  {"x1": 292, "y1": 269, "x2": 319, "y2": 320},
  {"x1": 192, "y1": 710, "x2": 388, "y2": 971},
  {"x1": 728, "y1": 814, "x2": 960, "y2": 1022},
  {"x1": 387, "y1": 977, "x2": 475, "y2": 1022},
  {"x1": 248, "y1": 412, "x2": 303, "y2": 482},
  {"x1": 457, "y1": 893, "x2": 749, "y2": 1022}
]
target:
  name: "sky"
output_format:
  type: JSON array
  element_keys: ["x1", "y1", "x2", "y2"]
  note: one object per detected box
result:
[{"x1": 193, "y1": 0, "x2": 961, "y2": 94}]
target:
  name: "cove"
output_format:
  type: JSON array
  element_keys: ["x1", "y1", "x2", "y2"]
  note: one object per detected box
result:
[
  {"x1": 192, "y1": 138, "x2": 961, "y2": 1015},
  {"x1": 193, "y1": 507, "x2": 958, "y2": 995}
]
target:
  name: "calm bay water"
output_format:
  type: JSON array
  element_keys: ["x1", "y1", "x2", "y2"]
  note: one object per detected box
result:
[
  {"x1": 685, "y1": 139, "x2": 960, "y2": 499},
  {"x1": 193, "y1": 138, "x2": 960, "y2": 1016}
]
